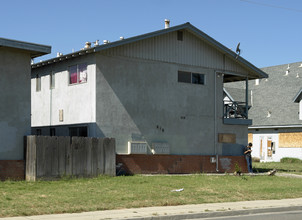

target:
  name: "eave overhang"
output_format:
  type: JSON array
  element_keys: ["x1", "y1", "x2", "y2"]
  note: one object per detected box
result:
[{"x1": 0, "y1": 38, "x2": 51, "y2": 58}]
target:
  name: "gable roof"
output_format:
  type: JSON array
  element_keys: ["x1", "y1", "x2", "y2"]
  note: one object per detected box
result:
[
  {"x1": 226, "y1": 61, "x2": 302, "y2": 128},
  {"x1": 224, "y1": 87, "x2": 252, "y2": 104},
  {"x1": 0, "y1": 38, "x2": 51, "y2": 58},
  {"x1": 293, "y1": 88, "x2": 302, "y2": 103},
  {"x1": 31, "y1": 22, "x2": 267, "y2": 81}
]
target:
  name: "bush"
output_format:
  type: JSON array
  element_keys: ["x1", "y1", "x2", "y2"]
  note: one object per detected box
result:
[
  {"x1": 280, "y1": 157, "x2": 302, "y2": 163},
  {"x1": 252, "y1": 157, "x2": 260, "y2": 162}
]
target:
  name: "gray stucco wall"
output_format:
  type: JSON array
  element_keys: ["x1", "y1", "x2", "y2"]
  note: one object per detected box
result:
[
  {"x1": 0, "y1": 47, "x2": 31, "y2": 160},
  {"x1": 95, "y1": 54, "x2": 222, "y2": 155}
]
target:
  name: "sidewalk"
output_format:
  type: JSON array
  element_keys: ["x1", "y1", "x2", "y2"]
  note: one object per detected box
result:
[{"x1": 3, "y1": 197, "x2": 302, "y2": 220}]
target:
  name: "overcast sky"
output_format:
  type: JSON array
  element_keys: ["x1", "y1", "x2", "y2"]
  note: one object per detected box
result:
[{"x1": 1, "y1": 0, "x2": 302, "y2": 68}]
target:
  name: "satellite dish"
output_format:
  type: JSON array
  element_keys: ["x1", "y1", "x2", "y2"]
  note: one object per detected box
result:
[{"x1": 235, "y1": 42, "x2": 241, "y2": 59}]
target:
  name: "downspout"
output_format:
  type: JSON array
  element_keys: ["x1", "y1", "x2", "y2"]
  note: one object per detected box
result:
[
  {"x1": 50, "y1": 72, "x2": 53, "y2": 132},
  {"x1": 214, "y1": 71, "x2": 219, "y2": 172},
  {"x1": 245, "y1": 76, "x2": 248, "y2": 118}
]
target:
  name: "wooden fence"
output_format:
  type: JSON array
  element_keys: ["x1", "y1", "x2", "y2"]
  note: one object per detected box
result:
[{"x1": 26, "y1": 136, "x2": 115, "y2": 181}]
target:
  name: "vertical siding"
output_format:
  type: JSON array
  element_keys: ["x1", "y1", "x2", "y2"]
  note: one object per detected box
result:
[{"x1": 102, "y1": 30, "x2": 250, "y2": 75}]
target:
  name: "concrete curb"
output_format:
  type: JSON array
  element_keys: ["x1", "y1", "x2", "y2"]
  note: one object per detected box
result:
[
  {"x1": 3, "y1": 198, "x2": 302, "y2": 220},
  {"x1": 125, "y1": 206, "x2": 302, "y2": 220}
]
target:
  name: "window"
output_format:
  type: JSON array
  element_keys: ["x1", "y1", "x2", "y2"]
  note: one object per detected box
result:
[
  {"x1": 178, "y1": 71, "x2": 205, "y2": 85},
  {"x1": 177, "y1": 31, "x2": 183, "y2": 41},
  {"x1": 50, "y1": 71, "x2": 55, "y2": 89},
  {"x1": 192, "y1": 73, "x2": 205, "y2": 85},
  {"x1": 36, "y1": 74, "x2": 41, "y2": 91},
  {"x1": 69, "y1": 126, "x2": 88, "y2": 137},
  {"x1": 36, "y1": 129, "x2": 42, "y2": 136},
  {"x1": 69, "y1": 63, "x2": 87, "y2": 85},
  {"x1": 50, "y1": 128, "x2": 56, "y2": 136}
]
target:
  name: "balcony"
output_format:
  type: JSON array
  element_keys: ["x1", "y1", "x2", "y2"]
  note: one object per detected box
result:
[{"x1": 223, "y1": 101, "x2": 252, "y2": 125}]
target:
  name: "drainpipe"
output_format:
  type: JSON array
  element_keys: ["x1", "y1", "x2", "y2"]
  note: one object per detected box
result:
[
  {"x1": 214, "y1": 71, "x2": 219, "y2": 172},
  {"x1": 245, "y1": 76, "x2": 248, "y2": 119}
]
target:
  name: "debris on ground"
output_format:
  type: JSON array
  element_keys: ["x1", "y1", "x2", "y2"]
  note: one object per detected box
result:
[
  {"x1": 268, "y1": 169, "x2": 277, "y2": 176},
  {"x1": 171, "y1": 188, "x2": 184, "y2": 192}
]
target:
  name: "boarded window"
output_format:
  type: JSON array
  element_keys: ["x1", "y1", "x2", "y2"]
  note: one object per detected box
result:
[
  {"x1": 279, "y1": 132, "x2": 302, "y2": 148},
  {"x1": 248, "y1": 133, "x2": 253, "y2": 144},
  {"x1": 218, "y1": 133, "x2": 236, "y2": 143}
]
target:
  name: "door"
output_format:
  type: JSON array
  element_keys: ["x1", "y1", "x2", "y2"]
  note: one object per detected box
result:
[{"x1": 267, "y1": 139, "x2": 272, "y2": 158}]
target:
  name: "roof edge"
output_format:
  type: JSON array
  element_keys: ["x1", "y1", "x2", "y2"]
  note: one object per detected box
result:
[
  {"x1": 293, "y1": 88, "x2": 302, "y2": 103},
  {"x1": 0, "y1": 37, "x2": 51, "y2": 58},
  {"x1": 249, "y1": 124, "x2": 302, "y2": 129}
]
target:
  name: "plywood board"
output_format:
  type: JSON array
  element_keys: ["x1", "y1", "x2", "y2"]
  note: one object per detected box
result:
[
  {"x1": 248, "y1": 133, "x2": 253, "y2": 144},
  {"x1": 279, "y1": 132, "x2": 302, "y2": 148},
  {"x1": 218, "y1": 133, "x2": 236, "y2": 143}
]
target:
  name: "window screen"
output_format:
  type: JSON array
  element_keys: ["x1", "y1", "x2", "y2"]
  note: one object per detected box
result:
[{"x1": 178, "y1": 71, "x2": 191, "y2": 83}]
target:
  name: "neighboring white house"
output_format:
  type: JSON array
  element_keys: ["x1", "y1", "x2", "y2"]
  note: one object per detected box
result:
[
  {"x1": 226, "y1": 61, "x2": 302, "y2": 162},
  {"x1": 31, "y1": 21, "x2": 267, "y2": 166},
  {"x1": 0, "y1": 38, "x2": 50, "y2": 179}
]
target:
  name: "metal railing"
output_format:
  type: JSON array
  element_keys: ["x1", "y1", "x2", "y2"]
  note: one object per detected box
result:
[{"x1": 224, "y1": 101, "x2": 248, "y2": 119}]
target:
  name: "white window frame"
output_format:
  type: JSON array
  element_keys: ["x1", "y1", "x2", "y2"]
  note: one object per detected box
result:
[{"x1": 68, "y1": 63, "x2": 87, "y2": 85}]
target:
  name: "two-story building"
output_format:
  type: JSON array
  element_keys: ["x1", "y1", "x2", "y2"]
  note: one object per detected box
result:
[
  {"x1": 0, "y1": 38, "x2": 50, "y2": 180},
  {"x1": 31, "y1": 21, "x2": 267, "y2": 173}
]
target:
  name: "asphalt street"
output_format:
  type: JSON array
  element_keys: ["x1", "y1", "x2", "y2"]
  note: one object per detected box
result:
[{"x1": 188, "y1": 210, "x2": 302, "y2": 220}]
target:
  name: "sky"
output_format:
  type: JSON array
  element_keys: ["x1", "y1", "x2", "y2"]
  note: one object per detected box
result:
[{"x1": 1, "y1": 0, "x2": 302, "y2": 68}]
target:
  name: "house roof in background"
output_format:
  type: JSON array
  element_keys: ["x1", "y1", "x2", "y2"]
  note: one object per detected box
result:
[
  {"x1": 293, "y1": 88, "x2": 302, "y2": 103},
  {"x1": 31, "y1": 22, "x2": 267, "y2": 81},
  {"x1": 225, "y1": 61, "x2": 302, "y2": 127},
  {"x1": 0, "y1": 38, "x2": 51, "y2": 58},
  {"x1": 223, "y1": 87, "x2": 251, "y2": 104}
]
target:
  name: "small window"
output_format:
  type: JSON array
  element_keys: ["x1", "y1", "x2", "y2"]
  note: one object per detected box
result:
[
  {"x1": 178, "y1": 71, "x2": 191, "y2": 83},
  {"x1": 50, "y1": 128, "x2": 56, "y2": 136},
  {"x1": 178, "y1": 71, "x2": 205, "y2": 85},
  {"x1": 36, "y1": 74, "x2": 41, "y2": 91},
  {"x1": 177, "y1": 31, "x2": 183, "y2": 41},
  {"x1": 69, "y1": 126, "x2": 88, "y2": 137},
  {"x1": 50, "y1": 71, "x2": 55, "y2": 89},
  {"x1": 36, "y1": 129, "x2": 42, "y2": 136},
  {"x1": 69, "y1": 63, "x2": 87, "y2": 85},
  {"x1": 192, "y1": 73, "x2": 205, "y2": 85}
]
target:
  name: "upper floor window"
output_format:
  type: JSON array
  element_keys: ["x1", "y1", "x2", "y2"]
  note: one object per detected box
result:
[
  {"x1": 178, "y1": 71, "x2": 205, "y2": 85},
  {"x1": 36, "y1": 74, "x2": 41, "y2": 91},
  {"x1": 177, "y1": 31, "x2": 183, "y2": 41},
  {"x1": 69, "y1": 63, "x2": 87, "y2": 85},
  {"x1": 50, "y1": 71, "x2": 55, "y2": 89}
]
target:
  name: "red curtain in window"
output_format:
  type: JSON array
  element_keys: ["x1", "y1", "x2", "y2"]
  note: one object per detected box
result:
[{"x1": 69, "y1": 65, "x2": 78, "y2": 84}]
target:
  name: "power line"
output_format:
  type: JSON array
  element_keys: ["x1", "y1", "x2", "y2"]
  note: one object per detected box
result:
[{"x1": 240, "y1": 0, "x2": 302, "y2": 13}]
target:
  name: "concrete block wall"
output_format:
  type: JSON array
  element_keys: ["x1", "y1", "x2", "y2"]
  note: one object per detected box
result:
[{"x1": 116, "y1": 155, "x2": 248, "y2": 175}]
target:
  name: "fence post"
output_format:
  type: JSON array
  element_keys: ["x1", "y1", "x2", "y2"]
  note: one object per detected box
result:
[
  {"x1": 26, "y1": 136, "x2": 36, "y2": 181},
  {"x1": 104, "y1": 138, "x2": 116, "y2": 176}
]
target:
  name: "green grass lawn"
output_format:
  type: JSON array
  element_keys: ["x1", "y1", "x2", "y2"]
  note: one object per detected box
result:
[{"x1": 1, "y1": 174, "x2": 302, "y2": 217}]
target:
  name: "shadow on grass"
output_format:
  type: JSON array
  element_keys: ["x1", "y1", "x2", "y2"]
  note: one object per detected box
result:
[{"x1": 253, "y1": 168, "x2": 300, "y2": 173}]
